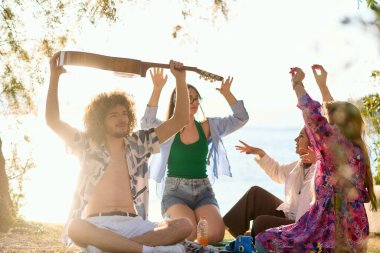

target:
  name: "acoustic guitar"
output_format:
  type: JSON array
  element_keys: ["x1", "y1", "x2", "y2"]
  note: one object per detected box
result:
[{"x1": 58, "y1": 51, "x2": 223, "y2": 82}]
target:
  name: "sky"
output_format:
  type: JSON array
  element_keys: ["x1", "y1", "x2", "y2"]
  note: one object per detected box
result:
[
  {"x1": 7, "y1": 0, "x2": 380, "y2": 223},
  {"x1": 54, "y1": 0, "x2": 380, "y2": 128}
]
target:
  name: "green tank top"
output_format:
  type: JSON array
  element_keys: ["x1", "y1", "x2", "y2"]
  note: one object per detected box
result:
[{"x1": 167, "y1": 120, "x2": 208, "y2": 178}]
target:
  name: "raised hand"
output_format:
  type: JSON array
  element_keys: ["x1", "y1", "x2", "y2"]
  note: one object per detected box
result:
[
  {"x1": 235, "y1": 140, "x2": 266, "y2": 158},
  {"x1": 169, "y1": 60, "x2": 186, "y2": 81},
  {"x1": 289, "y1": 67, "x2": 307, "y2": 99},
  {"x1": 311, "y1": 64, "x2": 327, "y2": 88},
  {"x1": 216, "y1": 76, "x2": 237, "y2": 105},
  {"x1": 311, "y1": 64, "x2": 333, "y2": 102},
  {"x1": 49, "y1": 52, "x2": 66, "y2": 78},
  {"x1": 147, "y1": 61, "x2": 184, "y2": 107},
  {"x1": 290, "y1": 67, "x2": 305, "y2": 84},
  {"x1": 154, "y1": 60, "x2": 189, "y2": 144},
  {"x1": 150, "y1": 68, "x2": 168, "y2": 91},
  {"x1": 216, "y1": 76, "x2": 233, "y2": 96},
  {"x1": 299, "y1": 146, "x2": 317, "y2": 164}
]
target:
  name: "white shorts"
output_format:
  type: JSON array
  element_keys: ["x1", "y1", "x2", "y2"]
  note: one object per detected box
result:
[{"x1": 85, "y1": 216, "x2": 157, "y2": 253}]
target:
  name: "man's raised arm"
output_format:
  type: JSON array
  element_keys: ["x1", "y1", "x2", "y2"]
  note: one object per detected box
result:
[
  {"x1": 45, "y1": 52, "x2": 77, "y2": 143},
  {"x1": 154, "y1": 60, "x2": 189, "y2": 144}
]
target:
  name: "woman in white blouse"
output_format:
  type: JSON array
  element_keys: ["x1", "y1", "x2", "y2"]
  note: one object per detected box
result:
[{"x1": 223, "y1": 127, "x2": 316, "y2": 238}]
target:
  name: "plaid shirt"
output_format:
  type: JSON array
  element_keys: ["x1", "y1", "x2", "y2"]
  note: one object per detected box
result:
[{"x1": 61, "y1": 128, "x2": 160, "y2": 245}]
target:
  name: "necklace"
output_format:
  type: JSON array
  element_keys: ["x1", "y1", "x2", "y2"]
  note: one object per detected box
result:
[
  {"x1": 303, "y1": 168, "x2": 311, "y2": 180},
  {"x1": 299, "y1": 165, "x2": 312, "y2": 194},
  {"x1": 302, "y1": 163, "x2": 313, "y2": 180}
]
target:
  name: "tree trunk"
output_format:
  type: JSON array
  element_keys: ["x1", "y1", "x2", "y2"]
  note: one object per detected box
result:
[{"x1": 0, "y1": 137, "x2": 14, "y2": 231}]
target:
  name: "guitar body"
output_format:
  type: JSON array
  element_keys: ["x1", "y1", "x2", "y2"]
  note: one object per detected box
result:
[
  {"x1": 58, "y1": 51, "x2": 223, "y2": 81},
  {"x1": 59, "y1": 51, "x2": 144, "y2": 77}
]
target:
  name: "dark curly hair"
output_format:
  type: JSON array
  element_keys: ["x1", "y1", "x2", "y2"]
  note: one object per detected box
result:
[{"x1": 83, "y1": 91, "x2": 137, "y2": 144}]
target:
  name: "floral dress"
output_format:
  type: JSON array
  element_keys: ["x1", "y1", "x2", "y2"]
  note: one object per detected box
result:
[{"x1": 255, "y1": 93, "x2": 370, "y2": 252}]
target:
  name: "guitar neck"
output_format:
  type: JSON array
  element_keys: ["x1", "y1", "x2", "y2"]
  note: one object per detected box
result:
[{"x1": 141, "y1": 62, "x2": 198, "y2": 74}]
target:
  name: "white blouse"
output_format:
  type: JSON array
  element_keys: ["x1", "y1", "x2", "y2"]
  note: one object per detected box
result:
[{"x1": 255, "y1": 154, "x2": 316, "y2": 221}]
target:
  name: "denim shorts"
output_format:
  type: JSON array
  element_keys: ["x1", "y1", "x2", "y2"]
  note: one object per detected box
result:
[{"x1": 161, "y1": 177, "x2": 219, "y2": 215}]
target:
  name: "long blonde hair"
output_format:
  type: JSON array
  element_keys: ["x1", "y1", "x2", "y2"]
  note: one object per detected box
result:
[{"x1": 325, "y1": 101, "x2": 377, "y2": 211}]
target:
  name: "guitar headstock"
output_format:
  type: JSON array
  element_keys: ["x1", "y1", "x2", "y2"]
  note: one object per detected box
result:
[{"x1": 197, "y1": 70, "x2": 224, "y2": 82}]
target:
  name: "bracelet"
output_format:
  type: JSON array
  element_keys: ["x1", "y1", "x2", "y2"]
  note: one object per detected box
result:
[{"x1": 292, "y1": 81, "x2": 304, "y2": 90}]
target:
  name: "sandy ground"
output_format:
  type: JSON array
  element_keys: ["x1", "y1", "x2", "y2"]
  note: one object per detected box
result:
[{"x1": 0, "y1": 221, "x2": 379, "y2": 252}]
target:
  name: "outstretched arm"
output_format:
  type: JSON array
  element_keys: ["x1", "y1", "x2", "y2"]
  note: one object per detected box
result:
[
  {"x1": 311, "y1": 64, "x2": 333, "y2": 102},
  {"x1": 216, "y1": 76, "x2": 237, "y2": 105},
  {"x1": 235, "y1": 140, "x2": 266, "y2": 158},
  {"x1": 45, "y1": 52, "x2": 77, "y2": 143},
  {"x1": 235, "y1": 140, "x2": 296, "y2": 183},
  {"x1": 203, "y1": 102, "x2": 249, "y2": 140},
  {"x1": 290, "y1": 67, "x2": 307, "y2": 99},
  {"x1": 154, "y1": 60, "x2": 189, "y2": 144},
  {"x1": 147, "y1": 68, "x2": 168, "y2": 107},
  {"x1": 140, "y1": 68, "x2": 167, "y2": 129},
  {"x1": 203, "y1": 76, "x2": 248, "y2": 139},
  {"x1": 290, "y1": 67, "x2": 335, "y2": 159}
]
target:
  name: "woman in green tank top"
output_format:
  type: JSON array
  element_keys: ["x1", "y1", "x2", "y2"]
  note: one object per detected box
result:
[
  {"x1": 142, "y1": 68, "x2": 249, "y2": 243},
  {"x1": 167, "y1": 120, "x2": 208, "y2": 179}
]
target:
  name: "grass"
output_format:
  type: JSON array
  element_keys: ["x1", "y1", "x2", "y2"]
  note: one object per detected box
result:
[
  {"x1": 0, "y1": 220, "x2": 80, "y2": 253},
  {"x1": 0, "y1": 220, "x2": 380, "y2": 252}
]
